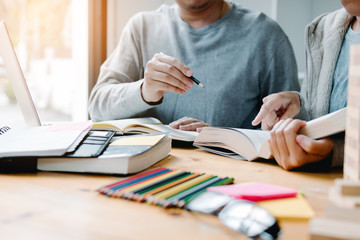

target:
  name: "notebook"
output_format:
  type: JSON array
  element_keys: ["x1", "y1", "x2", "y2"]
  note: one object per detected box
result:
[{"x1": 0, "y1": 20, "x2": 171, "y2": 174}]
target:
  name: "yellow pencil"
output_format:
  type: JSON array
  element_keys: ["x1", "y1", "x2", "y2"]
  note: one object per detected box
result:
[
  {"x1": 136, "y1": 173, "x2": 200, "y2": 201},
  {"x1": 148, "y1": 174, "x2": 213, "y2": 203},
  {"x1": 120, "y1": 169, "x2": 183, "y2": 195}
]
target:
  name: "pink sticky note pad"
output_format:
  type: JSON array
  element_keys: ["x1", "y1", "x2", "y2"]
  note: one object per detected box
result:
[{"x1": 207, "y1": 182, "x2": 297, "y2": 202}]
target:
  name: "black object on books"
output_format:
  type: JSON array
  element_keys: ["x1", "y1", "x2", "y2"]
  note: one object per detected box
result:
[
  {"x1": 66, "y1": 130, "x2": 115, "y2": 157},
  {"x1": 0, "y1": 157, "x2": 37, "y2": 173},
  {"x1": 194, "y1": 108, "x2": 347, "y2": 161}
]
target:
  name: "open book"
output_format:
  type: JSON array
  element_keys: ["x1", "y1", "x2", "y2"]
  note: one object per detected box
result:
[
  {"x1": 91, "y1": 117, "x2": 198, "y2": 142},
  {"x1": 194, "y1": 108, "x2": 346, "y2": 161}
]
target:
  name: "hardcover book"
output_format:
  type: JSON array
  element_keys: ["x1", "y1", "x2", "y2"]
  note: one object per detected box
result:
[{"x1": 194, "y1": 108, "x2": 346, "y2": 161}]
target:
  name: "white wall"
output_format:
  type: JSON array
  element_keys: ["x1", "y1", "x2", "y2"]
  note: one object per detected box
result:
[
  {"x1": 276, "y1": 0, "x2": 342, "y2": 73},
  {"x1": 234, "y1": 0, "x2": 277, "y2": 19},
  {"x1": 107, "y1": 0, "x2": 174, "y2": 56},
  {"x1": 107, "y1": 0, "x2": 343, "y2": 73}
]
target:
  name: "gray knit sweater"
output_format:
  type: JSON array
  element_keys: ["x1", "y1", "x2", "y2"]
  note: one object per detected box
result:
[
  {"x1": 299, "y1": 8, "x2": 353, "y2": 167},
  {"x1": 88, "y1": 3, "x2": 299, "y2": 129}
]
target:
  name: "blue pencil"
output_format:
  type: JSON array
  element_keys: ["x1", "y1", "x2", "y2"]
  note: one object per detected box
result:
[
  {"x1": 126, "y1": 172, "x2": 191, "y2": 200},
  {"x1": 98, "y1": 167, "x2": 166, "y2": 193},
  {"x1": 160, "y1": 176, "x2": 222, "y2": 208},
  {"x1": 106, "y1": 168, "x2": 173, "y2": 196}
]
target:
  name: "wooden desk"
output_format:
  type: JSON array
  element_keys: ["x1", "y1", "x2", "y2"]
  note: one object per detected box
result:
[{"x1": 0, "y1": 148, "x2": 342, "y2": 240}]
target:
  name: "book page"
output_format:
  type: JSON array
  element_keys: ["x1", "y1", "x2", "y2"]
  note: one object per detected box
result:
[
  {"x1": 299, "y1": 108, "x2": 346, "y2": 139},
  {"x1": 91, "y1": 117, "x2": 162, "y2": 133},
  {"x1": 110, "y1": 134, "x2": 166, "y2": 146},
  {"x1": 194, "y1": 127, "x2": 268, "y2": 160},
  {"x1": 233, "y1": 129, "x2": 270, "y2": 153},
  {"x1": 124, "y1": 124, "x2": 198, "y2": 142},
  {"x1": 196, "y1": 145, "x2": 247, "y2": 160}
]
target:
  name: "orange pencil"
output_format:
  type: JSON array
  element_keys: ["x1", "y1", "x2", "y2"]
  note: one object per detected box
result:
[
  {"x1": 147, "y1": 174, "x2": 213, "y2": 205},
  {"x1": 111, "y1": 169, "x2": 174, "y2": 198},
  {"x1": 120, "y1": 169, "x2": 183, "y2": 198},
  {"x1": 98, "y1": 167, "x2": 166, "y2": 195},
  {"x1": 136, "y1": 173, "x2": 201, "y2": 202}
]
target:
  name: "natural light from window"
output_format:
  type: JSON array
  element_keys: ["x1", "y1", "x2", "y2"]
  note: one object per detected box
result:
[{"x1": 0, "y1": 0, "x2": 88, "y2": 127}]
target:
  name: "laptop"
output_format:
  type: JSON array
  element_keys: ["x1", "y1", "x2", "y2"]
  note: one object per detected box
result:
[
  {"x1": 0, "y1": 20, "x2": 41, "y2": 127},
  {"x1": 0, "y1": 20, "x2": 115, "y2": 160}
]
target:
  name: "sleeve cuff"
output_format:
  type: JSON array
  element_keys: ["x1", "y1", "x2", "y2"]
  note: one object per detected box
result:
[
  {"x1": 139, "y1": 82, "x2": 163, "y2": 106},
  {"x1": 294, "y1": 91, "x2": 310, "y2": 121}
]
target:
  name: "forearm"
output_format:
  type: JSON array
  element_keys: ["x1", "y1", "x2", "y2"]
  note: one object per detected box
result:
[{"x1": 88, "y1": 79, "x2": 153, "y2": 121}]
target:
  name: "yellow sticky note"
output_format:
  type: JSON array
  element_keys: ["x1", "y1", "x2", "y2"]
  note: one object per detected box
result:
[
  {"x1": 110, "y1": 134, "x2": 165, "y2": 146},
  {"x1": 258, "y1": 194, "x2": 315, "y2": 221}
]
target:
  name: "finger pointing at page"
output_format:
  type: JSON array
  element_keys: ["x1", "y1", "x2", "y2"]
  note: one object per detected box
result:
[{"x1": 252, "y1": 91, "x2": 301, "y2": 130}]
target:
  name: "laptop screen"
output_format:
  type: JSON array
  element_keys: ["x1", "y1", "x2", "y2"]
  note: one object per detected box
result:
[{"x1": 0, "y1": 20, "x2": 41, "y2": 127}]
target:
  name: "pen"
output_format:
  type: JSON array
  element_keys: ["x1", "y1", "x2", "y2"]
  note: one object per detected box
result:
[{"x1": 190, "y1": 76, "x2": 204, "y2": 88}]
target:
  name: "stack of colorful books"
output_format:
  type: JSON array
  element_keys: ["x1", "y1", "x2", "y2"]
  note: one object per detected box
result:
[{"x1": 98, "y1": 167, "x2": 234, "y2": 208}]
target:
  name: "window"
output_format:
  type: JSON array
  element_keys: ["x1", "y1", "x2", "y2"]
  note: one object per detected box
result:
[{"x1": 0, "y1": 0, "x2": 89, "y2": 127}]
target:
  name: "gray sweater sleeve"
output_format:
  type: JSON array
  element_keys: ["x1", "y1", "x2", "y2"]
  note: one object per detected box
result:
[{"x1": 88, "y1": 15, "x2": 154, "y2": 121}]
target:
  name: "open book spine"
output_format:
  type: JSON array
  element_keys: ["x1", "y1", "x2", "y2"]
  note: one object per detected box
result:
[{"x1": 0, "y1": 126, "x2": 11, "y2": 135}]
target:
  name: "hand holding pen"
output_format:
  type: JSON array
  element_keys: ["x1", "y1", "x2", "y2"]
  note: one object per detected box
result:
[{"x1": 141, "y1": 52, "x2": 204, "y2": 104}]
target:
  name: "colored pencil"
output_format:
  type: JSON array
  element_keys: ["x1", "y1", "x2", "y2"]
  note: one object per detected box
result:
[
  {"x1": 106, "y1": 168, "x2": 169, "y2": 192},
  {"x1": 147, "y1": 174, "x2": 213, "y2": 205},
  {"x1": 136, "y1": 173, "x2": 201, "y2": 202},
  {"x1": 134, "y1": 172, "x2": 192, "y2": 195},
  {"x1": 98, "y1": 167, "x2": 166, "y2": 193},
  {"x1": 130, "y1": 172, "x2": 195, "y2": 201},
  {"x1": 107, "y1": 168, "x2": 172, "y2": 196},
  {"x1": 99, "y1": 168, "x2": 235, "y2": 209},
  {"x1": 161, "y1": 176, "x2": 222, "y2": 208},
  {"x1": 120, "y1": 170, "x2": 184, "y2": 198},
  {"x1": 178, "y1": 177, "x2": 234, "y2": 208}
]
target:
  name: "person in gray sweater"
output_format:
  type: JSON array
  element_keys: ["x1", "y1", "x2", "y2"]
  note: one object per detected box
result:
[
  {"x1": 88, "y1": 0, "x2": 299, "y2": 131},
  {"x1": 252, "y1": 0, "x2": 360, "y2": 170}
]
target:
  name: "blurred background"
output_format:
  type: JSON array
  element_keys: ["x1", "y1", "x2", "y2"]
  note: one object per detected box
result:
[
  {"x1": 0, "y1": 0, "x2": 342, "y2": 127},
  {"x1": 0, "y1": 0, "x2": 88, "y2": 126}
]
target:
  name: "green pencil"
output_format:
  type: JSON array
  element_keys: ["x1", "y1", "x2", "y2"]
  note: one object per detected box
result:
[
  {"x1": 130, "y1": 172, "x2": 193, "y2": 201},
  {"x1": 177, "y1": 177, "x2": 234, "y2": 208},
  {"x1": 160, "y1": 176, "x2": 221, "y2": 208},
  {"x1": 124, "y1": 171, "x2": 190, "y2": 200},
  {"x1": 147, "y1": 174, "x2": 213, "y2": 205}
]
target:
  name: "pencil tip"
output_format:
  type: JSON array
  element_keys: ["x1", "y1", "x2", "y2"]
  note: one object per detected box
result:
[{"x1": 199, "y1": 83, "x2": 204, "y2": 88}]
